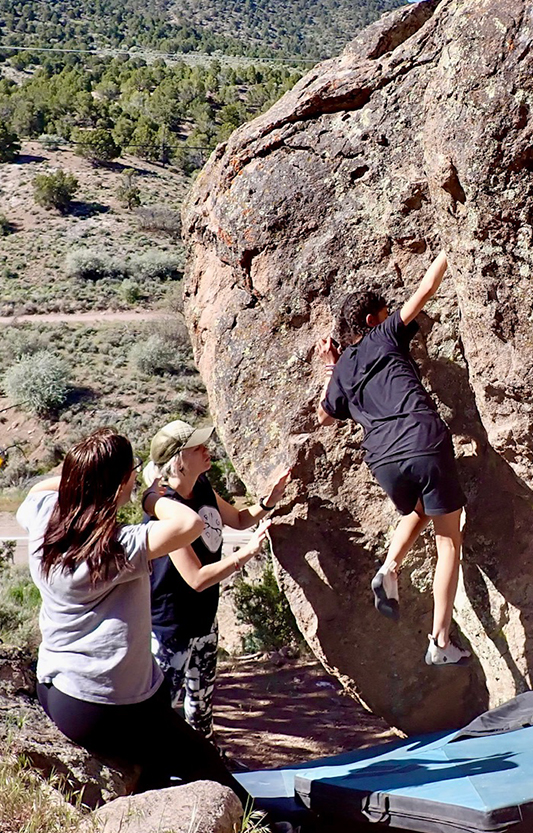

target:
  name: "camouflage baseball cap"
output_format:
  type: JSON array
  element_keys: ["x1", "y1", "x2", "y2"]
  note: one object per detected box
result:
[{"x1": 150, "y1": 419, "x2": 214, "y2": 466}]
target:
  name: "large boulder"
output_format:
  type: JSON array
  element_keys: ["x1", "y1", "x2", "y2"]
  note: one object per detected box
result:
[
  {"x1": 85, "y1": 781, "x2": 243, "y2": 833},
  {"x1": 182, "y1": 0, "x2": 533, "y2": 733}
]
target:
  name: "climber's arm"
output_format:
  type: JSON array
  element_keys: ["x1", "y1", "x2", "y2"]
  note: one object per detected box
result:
[{"x1": 400, "y1": 251, "x2": 448, "y2": 325}]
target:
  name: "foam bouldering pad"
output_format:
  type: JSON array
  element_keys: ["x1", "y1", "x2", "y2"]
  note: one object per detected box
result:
[{"x1": 294, "y1": 727, "x2": 533, "y2": 832}]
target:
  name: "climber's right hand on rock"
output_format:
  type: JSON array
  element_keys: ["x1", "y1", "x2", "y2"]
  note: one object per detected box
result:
[{"x1": 316, "y1": 336, "x2": 340, "y2": 366}]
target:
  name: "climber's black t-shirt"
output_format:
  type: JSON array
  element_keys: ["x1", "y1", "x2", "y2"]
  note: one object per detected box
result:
[
  {"x1": 149, "y1": 474, "x2": 223, "y2": 642},
  {"x1": 321, "y1": 309, "x2": 449, "y2": 469}
]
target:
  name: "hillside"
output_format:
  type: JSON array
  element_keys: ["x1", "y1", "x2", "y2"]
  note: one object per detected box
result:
[
  {"x1": 172, "y1": 0, "x2": 409, "y2": 59},
  {"x1": 0, "y1": 46, "x2": 302, "y2": 489},
  {"x1": 0, "y1": 0, "x2": 408, "y2": 60},
  {"x1": 0, "y1": 143, "x2": 188, "y2": 316}
]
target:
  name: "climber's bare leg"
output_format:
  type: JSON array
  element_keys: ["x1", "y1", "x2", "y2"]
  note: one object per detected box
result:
[
  {"x1": 383, "y1": 500, "x2": 430, "y2": 574},
  {"x1": 431, "y1": 509, "x2": 462, "y2": 648}
]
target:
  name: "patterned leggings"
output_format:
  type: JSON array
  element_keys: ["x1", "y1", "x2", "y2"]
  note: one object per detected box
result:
[{"x1": 152, "y1": 620, "x2": 218, "y2": 739}]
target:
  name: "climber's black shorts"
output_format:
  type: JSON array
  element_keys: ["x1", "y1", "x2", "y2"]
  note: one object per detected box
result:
[{"x1": 371, "y1": 438, "x2": 466, "y2": 517}]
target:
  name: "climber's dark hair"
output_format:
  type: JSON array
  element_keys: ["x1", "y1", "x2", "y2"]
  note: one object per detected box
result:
[{"x1": 337, "y1": 291, "x2": 387, "y2": 347}]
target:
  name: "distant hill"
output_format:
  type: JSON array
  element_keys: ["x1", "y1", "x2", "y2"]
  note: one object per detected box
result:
[
  {"x1": 0, "y1": 0, "x2": 408, "y2": 60},
  {"x1": 171, "y1": 0, "x2": 409, "y2": 59}
]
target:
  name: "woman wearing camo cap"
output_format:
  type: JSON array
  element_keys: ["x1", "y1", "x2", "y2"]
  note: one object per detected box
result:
[{"x1": 143, "y1": 418, "x2": 290, "y2": 744}]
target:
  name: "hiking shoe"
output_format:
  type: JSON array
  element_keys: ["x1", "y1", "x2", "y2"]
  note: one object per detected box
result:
[
  {"x1": 425, "y1": 635, "x2": 471, "y2": 666},
  {"x1": 371, "y1": 563, "x2": 399, "y2": 621}
]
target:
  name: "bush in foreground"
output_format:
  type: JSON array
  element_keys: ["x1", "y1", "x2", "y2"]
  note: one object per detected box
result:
[
  {"x1": 65, "y1": 248, "x2": 123, "y2": 281},
  {"x1": 128, "y1": 250, "x2": 182, "y2": 281},
  {"x1": 118, "y1": 277, "x2": 141, "y2": 303},
  {"x1": 135, "y1": 204, "x2": 181, "y2": 237},
  {"x1": 4, "y1": 351, "x2": 70, "y2": 415}
]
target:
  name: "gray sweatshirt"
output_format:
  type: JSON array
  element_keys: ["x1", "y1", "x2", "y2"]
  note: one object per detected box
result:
[{"x1": 17, "y1": 491, "x2": 163, "y2": 705}]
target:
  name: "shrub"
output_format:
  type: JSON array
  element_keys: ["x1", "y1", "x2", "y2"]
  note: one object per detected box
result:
[
  {"x1": 154, "y1": 317, "x2": 190, "y2": 348},
  {"x1": 0, "y1": 121, "x2": 20, "y2": 162},
  {"x1": 5, "y1": 327, "x2": 43, "y2": 360},
  {"x1": 65, "y1": 248, "x2": 123, "y2": 281},
  {"x1": 118, "y1": 277, "x2": 141, "y2": 303},
  {"x1": 135, "y1": 204, "x2": 181, "y2": 237},
  {"x1": 130, "y1": 335, "x2": 177, "y2": 375},
  {"x1": 116, "y1": 168, "x2": 141, "y2": 209},
  {"x1": 73, "y1": 127, "x2": 121, "y2": 166},
  {"x1": 33, "y1": 170, "x2": 78, "y2": 213},
  {"x1": 165, "y1": 281, "x2": 184, "y2": 313},
  {"x1": 209, "y1": 458, "x2": 235, "y2": 502},
  {"x1": 173, "y1": 394, "x2": 206, "y2": 417},
  {"x1": 0, "y1": 214, "x2": 14, "y2": 236},
  {"x1": 38, "y1": 133, "x2": 64, "y2": 151},
  {"x1": 4, "y1": 350, "x2": 70, "y2": 415},
  {"x1": 128, "y1": 250, "x2": 182, "y2": 281},
  {"x1": 0, "y1": 541, "x2": 14, "y2": 575},
  {"x1": 233, "y1": 561, "x2": 302, "y2": 653}
]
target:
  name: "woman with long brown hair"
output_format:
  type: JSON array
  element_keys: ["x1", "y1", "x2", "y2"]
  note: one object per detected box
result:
[{"x1": 16, "y1": 427, "x2": 250, "y2": 801}]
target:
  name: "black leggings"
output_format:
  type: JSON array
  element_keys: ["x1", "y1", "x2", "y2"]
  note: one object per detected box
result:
[{"x1": 37, "y1": 679, "x2": 249, "y2": 805}]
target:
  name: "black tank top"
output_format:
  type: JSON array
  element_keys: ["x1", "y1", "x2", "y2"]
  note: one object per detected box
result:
[{"x1": 150, "y1": 474, "x2": 223, "y2": 641}]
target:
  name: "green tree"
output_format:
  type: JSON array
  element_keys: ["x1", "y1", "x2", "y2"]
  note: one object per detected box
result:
[
  {"x1": 0, "y1": 120, "x2": 20, "y2": 162},
  {"x1": 73, "y1": 127, "x2": 121, "y2": 166},
  {"x1": 127, "y1": 117, "x2": 159, "y2": 162},
  {"x1": 112, "y1": 113, "x2": 136, "y2": 148},
  {"x1": 10, "y1": 98, "x2": 44, "y2": 137},
  {"x1": 233, "y1": 561, "x2": 302, "y2": 652},
  {"x1": 33, "y1": 169, "x2": 78, "y2": 213}
]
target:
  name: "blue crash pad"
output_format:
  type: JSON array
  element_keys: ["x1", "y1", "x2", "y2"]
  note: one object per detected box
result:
[{"x1": 236, "y1": 727, "x2": 533, "y2": 831}]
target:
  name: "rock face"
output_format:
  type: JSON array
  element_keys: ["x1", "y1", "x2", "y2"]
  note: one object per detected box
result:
[{"x1": 182, "y1": 0, "x2": 533, "y2": 733}]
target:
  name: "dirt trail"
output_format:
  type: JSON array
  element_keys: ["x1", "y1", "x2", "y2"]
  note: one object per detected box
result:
[
  {"x1": 0, "y1": 311, "x2": 168, "y2": 325},
  {"x1": 216, "y1": 655, "x2": 399, "y2": 770}
]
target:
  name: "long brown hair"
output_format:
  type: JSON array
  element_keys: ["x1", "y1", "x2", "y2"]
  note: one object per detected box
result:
[{"x1": 41, "y1": 428, "x2": 134, "y2": 584}]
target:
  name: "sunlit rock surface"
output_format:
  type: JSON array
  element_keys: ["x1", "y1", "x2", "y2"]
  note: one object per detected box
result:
[{"x1": 182, "y1": 0, "x2": 533, "y2": 733}]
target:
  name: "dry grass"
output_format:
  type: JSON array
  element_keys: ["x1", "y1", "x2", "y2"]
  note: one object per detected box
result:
[
  {"x1": 0, "y1": 753, "x2": 89, "y2": 833},
  {"x1": 0, "y1": 493, "x2": 24, "y2": 512}
]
